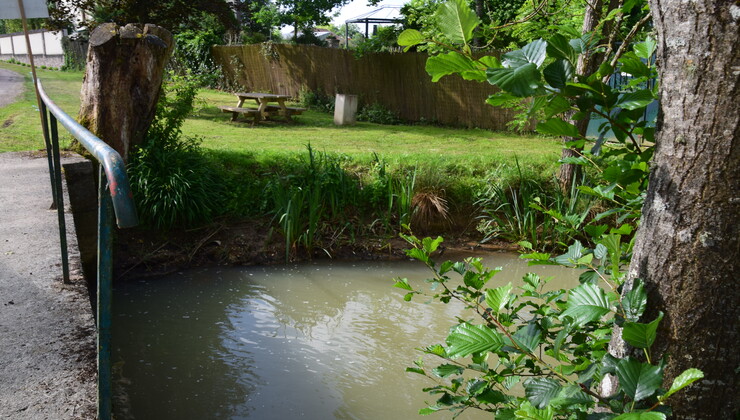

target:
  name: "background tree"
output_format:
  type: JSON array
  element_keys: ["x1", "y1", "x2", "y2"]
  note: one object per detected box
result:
[
  {"x1": 619, "y1": 0, "x2": 739, "y2": 417},
  {"x1": 272, "y1": 0, "x2": 347, "y2": 39}
]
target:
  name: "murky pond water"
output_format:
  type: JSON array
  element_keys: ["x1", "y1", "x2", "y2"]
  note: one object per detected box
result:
[{"x1": 113, "y1": 253, "x2": 577, "y2": 419}]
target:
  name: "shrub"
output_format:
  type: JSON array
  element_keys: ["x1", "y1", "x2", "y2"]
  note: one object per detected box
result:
[
  {"x1": 357, "y1": 102, "x2": 402, "y2": 125},
  {"x1": 298, "y1": 88, "x2": 335, "y2": 113},
  {"x1": 128, "y1": 73, "x2": 224, "y2": 230}
]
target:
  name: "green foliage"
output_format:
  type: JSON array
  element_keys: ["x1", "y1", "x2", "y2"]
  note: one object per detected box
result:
[
  {"x1": 353, "y1": 26, "x2": 403, "y2": 57},
  {"x1": 476, "y1": 162, "x2": 594, "y2": 250},
  {"x1": 298, "y1": 88, "x2": 335, "y2": 114},
  {"x1": 402, "y1": 0, "x2": 658, "y2": 251},
  {"x1": 396, "y1": 233, "x2": 702, "y2": 417},
  {"x1": 172, "y1": 28, "x2": 223, "y2": 85},
  {"x1": 357, "y1": 103, "x2": 402, "y2": 125},
  {"x1": 128, "y1": 73, "x2": 224, "y2": 229}
]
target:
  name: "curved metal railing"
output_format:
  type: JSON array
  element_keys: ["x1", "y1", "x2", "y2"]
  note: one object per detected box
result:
[
  {"x1": 36, "y1": 79, "x2": 136, "y2": 420},
  {"x1": 36, "y1": 79, "x2": 138, "y2": 228}
]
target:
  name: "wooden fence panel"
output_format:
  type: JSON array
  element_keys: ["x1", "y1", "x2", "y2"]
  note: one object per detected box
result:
[{"x1": 212, "y1": 44, "x2": 519, "y2": 131}]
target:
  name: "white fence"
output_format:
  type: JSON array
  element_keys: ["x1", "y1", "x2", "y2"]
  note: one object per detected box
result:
[{"x1": 0, "y1": 29, "x2": 67, "y2": 67}]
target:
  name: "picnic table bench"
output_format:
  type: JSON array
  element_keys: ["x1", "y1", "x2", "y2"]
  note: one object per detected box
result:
[{"x1": 219, "y1": 92, "x2": 306, "y2": 124}]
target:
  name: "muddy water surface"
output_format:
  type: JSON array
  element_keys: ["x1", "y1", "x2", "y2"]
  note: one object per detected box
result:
[{"x1": 113, "y1": 253, "x2": 578, "y2": 419}]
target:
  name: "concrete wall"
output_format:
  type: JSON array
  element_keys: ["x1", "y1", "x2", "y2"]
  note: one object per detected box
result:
[{"x1": 0, "y1": 29, "x2": 66, "y2": 68}]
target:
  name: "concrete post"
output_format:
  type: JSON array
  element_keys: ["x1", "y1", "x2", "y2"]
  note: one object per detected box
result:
[{"x1": 334, "y1": 94, "x2": 358, "y2": 126}]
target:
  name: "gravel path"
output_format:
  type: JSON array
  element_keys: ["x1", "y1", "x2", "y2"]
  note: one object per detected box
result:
[
  {"x1": 0, "y1": 69, "x2": 24, "y2": 108},
  {"x1": 0, "y1": 152, "x2": 96, "y2": 419}
]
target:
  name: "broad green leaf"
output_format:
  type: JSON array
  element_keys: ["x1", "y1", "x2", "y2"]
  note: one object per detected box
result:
[
  {"x1": 616, "y1": 357, "x2": 663, "y2": 401},
  {"x1": 524, "y1": 378, "x2": 562, "y2": 409},
  {"x1": 502, "y1": 39, "x2": 547, "y2": 68},
  {"x1": 496, "y1": 408, "x2": 517, "y2": 420},
  {"x1": 544, "y1": 95, "x2": 571, "y2": 118},
  {"x1": 546, "y1": 34, "x2": 577, "y2": 65},
  {"x1": 466, "y1": 379, "x2": 487, "y2": 395},
  {"x1": 560, "y1": 283, "x2": 612, "y2": 326},
  {"x1": 434, "y1": 0, "x2": 480, "y2": 44},
  {"x1": 445, "y1": 323, "x2": 504, "y2": 358},
  {"x1": 660, "y1": 368, "x2": 704, "y2": 401},
  {"x1": 463, "y1": 270, "x2": 485, "y2": 289},
  {"x1": 634, "y1": 36, "x2": 657, "y2": 61},
  {"x1": 594, "y1": 243, "x2": 608, "y2": 260},
  {"x1": 485, "y1": 282, "x2": 512, "y2": 313},
  {"x1": 477, "y1": 388, "x2": 508, "y2": 404},
  {"x1": 510, "y1": 323, "x2": 542, "y2": 354},
  {"x1": 433, "y1": 363, "x2": 464, "y2": 378},
  {"x1": 578, "y1": 270, "x2": 601, "y2": 285},
  {"x1": 537, "y1": 118, "x2": 580, "y2": 138},
  {"x1": 406, "y1": 247, "x2": 429, "y2": 263},
  {"x1": 406, "y1": 367, "x2": 425, "y2": 375},
  {"x1": 486, "y1": 92, "x2": 520, "y2": 107},
  {"x1": 613, "y1": 412, "x2": 666, "y2": 420},
  {"x1": 419, "y1": 406, "x2": 441, "y2": 415},
  {"x1": 622, "y1": 279, "x2": 647, "y2": 322},
  {"x1": 552, "y1": 325, "x2": 570, "y2": 357},
  {"x1": 426, "y1": 52, "x2": 480, "y2": 82},
  {"x1": 393, "y1": 278, "x2": 413, "y2": 291},
  {"x1": 487, "y1": 63, "x2": 541, "y2": 97},
  {"x1": 397, "y1": 29, "x2": 425, "y2": 51},
  {"x1": 549, "y1": 384, "x2": 593, "y2": 407},
  {"x1": 514, "y1": 400, "x2": 554, "y2": 420},
  {"x1": 478, "y1": 55, "x2": 501, "y2": 69},
  {"x1": 584, "y1": 224, "x2": 609, "y2": 238},
  {"x1": 623, "y1": 312, "x2": 663, "y2": 349},
  {"x1": 522, "y1": 272, "x2": 542, "y2": 291},
  {"x1": 422, "y1": 236, "x2": 444, "y2": 253},
  {"x1": 569, "y1": 33, "x2": 600, "y2": 54},
  {"x1": 554, "y1": 241, "x2": 586, "y2": 265},
  {"x1": 543, "y1": 59, "x2": 575, "y2": 89},
  {"x1": 618, "y1": 90, "x2": 655, "y2": 110},
  {"x1": 619, "y1": 54, "x2": 651, "y2": 78},
  {"x1": 597, "y1": 62, "x2": 614, "y2": 78}
]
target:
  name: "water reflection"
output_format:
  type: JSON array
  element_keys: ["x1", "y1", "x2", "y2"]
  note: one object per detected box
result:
[{"x1": 113, "y1": 254, "x2": 577, "y2": 419}]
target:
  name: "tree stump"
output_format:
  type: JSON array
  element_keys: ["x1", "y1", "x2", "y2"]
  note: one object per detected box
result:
[{"x1": 78, "y1": 23, "x2": 174, "y2": 162}]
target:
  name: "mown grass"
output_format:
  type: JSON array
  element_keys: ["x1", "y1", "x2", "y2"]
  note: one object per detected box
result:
[
  {"x1": 1, "y1": 61, "x2": 560, "y2": 171},
  {"x1": 0, "y1": 62, "x2": 83, "y2": 152}
]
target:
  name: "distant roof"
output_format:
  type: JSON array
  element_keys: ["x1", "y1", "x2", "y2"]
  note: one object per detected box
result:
[{"x1": 345, "y1": 6, "x2": 403, "y2": 24}]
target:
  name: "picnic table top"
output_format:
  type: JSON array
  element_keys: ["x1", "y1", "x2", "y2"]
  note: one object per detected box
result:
[{"x1": 234, "y1": 92, "x2": 291, "y2": 100}]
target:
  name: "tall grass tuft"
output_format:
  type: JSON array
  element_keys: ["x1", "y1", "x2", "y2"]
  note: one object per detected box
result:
[{"x1": 128, "y1": 72, "x2": 224, "y2": 230}]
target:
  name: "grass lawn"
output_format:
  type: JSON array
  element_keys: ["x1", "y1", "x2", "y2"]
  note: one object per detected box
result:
[
  {"x1": 0, "y1": 62, "x2": 84, "y2": 152},
  {"x1": 0, "y1": 61, "x2": 562, "y2": 173}
]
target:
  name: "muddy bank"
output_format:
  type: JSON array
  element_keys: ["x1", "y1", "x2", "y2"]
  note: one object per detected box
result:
[{"x1": 114, "y1": 218, "x2": 515, "y2": 281}]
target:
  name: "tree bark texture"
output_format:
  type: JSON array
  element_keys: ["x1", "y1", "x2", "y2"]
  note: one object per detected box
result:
[
  {"x1": 78, "y1": 23, "x2": 173, "y2": 162},
  {"x1": 627, "y1": 0, "x2": 739, "y2": 417}
]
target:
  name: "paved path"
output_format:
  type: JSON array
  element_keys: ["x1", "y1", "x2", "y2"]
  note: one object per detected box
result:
[
  {"x1": 0, "y1": 152, "x2": 96, "y2": 419},
  {"x1": 0, "y1": 69, "x2": 24, "y2": 108}
]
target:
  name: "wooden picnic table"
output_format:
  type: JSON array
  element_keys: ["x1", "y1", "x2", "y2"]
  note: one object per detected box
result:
[{"x1": 219, "y1": 92, "x2": 306, "y2": 124}]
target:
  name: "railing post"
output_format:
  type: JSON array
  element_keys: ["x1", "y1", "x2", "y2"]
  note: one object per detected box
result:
[
  {"x1": 49, "y1": 113, "x2": 70, "y2": 284},
  {"x1": 40, "y1": 102, "x2": 57, "y2": 209},
  {"x1": 97, "y1": 166, "x2": 113, "y2": 420}
]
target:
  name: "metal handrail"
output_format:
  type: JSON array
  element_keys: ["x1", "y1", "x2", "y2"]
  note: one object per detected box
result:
[
  {"x1": 36, "y1": 79, "x2": 137, "y2": 420},
  {"x1": 36, "y1": 80, "x2": 138, "y2": 228}
]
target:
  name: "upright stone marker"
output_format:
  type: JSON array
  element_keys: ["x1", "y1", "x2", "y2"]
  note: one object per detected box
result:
[
  {"x1": 78, "y1": 23, "x2": 174, "y2": 161},
  {"x1": 334, "y1": 94, "x2": 358, "y2": 126}
]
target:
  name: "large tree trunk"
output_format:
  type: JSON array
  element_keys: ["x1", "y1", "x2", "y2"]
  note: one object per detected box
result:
[
  {"x1": 626, "y1": 0, "x2": 739, "y2": 417},
  {"x1": 78, "y1": 23, "x2": 173, "y2": 161}
]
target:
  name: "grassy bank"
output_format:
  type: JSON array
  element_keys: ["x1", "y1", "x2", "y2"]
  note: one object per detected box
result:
[{"x1": 1, "y1": 62, "x2": 567, "y2": 259}]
